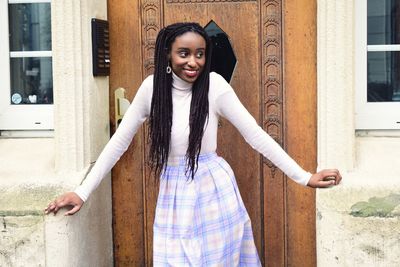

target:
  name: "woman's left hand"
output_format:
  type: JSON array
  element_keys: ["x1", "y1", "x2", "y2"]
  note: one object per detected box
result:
[{"x1": 307, "y1": 169, "x2": 342, "y2": 188}]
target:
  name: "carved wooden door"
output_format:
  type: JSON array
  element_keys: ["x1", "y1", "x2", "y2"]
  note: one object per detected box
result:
[{"x1": 108, "y1": 0, "x2": 317, "y2": 266}]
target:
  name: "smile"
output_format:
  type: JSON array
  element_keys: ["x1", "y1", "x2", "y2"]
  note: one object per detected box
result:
[{"x1": 184, "y1": 69, "x2": 198, "y2": 77}]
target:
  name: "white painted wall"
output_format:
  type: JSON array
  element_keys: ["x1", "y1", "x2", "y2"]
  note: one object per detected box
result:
[
  {"x1": 0, "y1": 0, "x2": 113, "y2": 266},
  {"x1": 317, "y1": 0, "x2": 400, "y2": 266}
]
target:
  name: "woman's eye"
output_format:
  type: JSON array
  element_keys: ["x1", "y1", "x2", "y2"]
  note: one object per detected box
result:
[
  {"x1": 196, "y1": 52, "x2": 204, "y2": 58},
  {"x1": 179, "y1": 51, "x2": 188, "y2": 57}
]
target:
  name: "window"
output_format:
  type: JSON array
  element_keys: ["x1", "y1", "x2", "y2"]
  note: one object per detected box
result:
[
  {"x1": 0, "y1": 0, "x2": 53, "y2": 130},
  {"x1": 355, "y1": 0, "x2": 400, "y2": 129},
  {"x1": 204, "y1": 20, "x2": 237, "y2": 83}
]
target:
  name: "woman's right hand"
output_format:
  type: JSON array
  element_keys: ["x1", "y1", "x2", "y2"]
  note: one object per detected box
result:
[{"x1": 44, "y1": 192, "x2": 84, "y2": 216}]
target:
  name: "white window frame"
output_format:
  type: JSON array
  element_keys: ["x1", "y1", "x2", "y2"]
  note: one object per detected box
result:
[
  {"x1": 0, "y1": 0, "x2": 53, "y2": 130},
  {"x1": 355, "y1": 0, "x2": 400, "y2": 130}
]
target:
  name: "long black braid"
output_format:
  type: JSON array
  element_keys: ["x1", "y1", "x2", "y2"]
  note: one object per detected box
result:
[{"x1": 149, "y1": 22, "x2": 213, "y2": 179}]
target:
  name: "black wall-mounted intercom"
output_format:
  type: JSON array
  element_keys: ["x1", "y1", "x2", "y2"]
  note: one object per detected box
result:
[{"x1": 91, "y1": 18, "x2": 110, "y2": 76}]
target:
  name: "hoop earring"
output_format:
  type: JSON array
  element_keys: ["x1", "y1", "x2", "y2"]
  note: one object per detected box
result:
[{"x1": 166, "y1": 64, "x2": 172, "y2": 74}]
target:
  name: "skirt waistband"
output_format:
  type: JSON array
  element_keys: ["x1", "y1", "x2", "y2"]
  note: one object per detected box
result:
[{"x1": 167, "y1": 152, "x2": 218, "y2": 166}]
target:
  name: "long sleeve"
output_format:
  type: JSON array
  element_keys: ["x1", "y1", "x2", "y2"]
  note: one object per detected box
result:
[
  {"x1": 74, "y1": 76, "x2": 153, "y2": 201},
  {"x1": 214, "y1": 78, "x2": 312, "y2": 186}
]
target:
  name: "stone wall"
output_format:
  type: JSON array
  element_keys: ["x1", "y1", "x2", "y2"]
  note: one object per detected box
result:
[
  {"x1": 0, "y1": 175, "x2": 112, "y2": 267},
  {"x1": 0, "y1": 0, "x2": 112, "y2": 266},
  {"x1": 317, "y1": 0, "x2": 400, "y2": 266}
]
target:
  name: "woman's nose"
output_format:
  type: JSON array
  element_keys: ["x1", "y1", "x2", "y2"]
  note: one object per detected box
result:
[{"x1": 187, "y1": 56, "x2": 196, "y2": 67}]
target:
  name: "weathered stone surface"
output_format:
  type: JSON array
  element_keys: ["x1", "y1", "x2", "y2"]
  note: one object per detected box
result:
[
  {"x1": 0, "y1": 184, "x2": 68, "y2": 215},
  {"x1": 350, "y1": 194, "x2": 400, "y2": 217},
  {"x1": 318, "y1": 186, "x2": 400, "y2": 266},
  {"x1": 0, "y1": 215, "x2": 45, "y2": 267},
  {"x1": 0, "y1": 177, "x2": 112, "y2": 267}
]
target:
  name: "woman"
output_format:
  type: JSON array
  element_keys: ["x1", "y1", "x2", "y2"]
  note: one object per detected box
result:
[{"x1": 45, "y1": 22, "x2": 341, "y2": 266}]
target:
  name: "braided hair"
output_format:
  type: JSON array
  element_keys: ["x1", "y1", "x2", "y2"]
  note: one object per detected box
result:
[{"x1": 149, "y1": 22, "x2": 213, "y2": 179}]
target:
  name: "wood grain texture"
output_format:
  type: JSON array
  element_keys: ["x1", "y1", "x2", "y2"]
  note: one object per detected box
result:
[
  {"x1": 166, "y1": 0, "x2": 255, "y2": 3},
  {"x1": 261, "y1": 1, "x2": 286, "y2": 265},
  {"x1": 108, "y1": 0, "x2": 145, "y2": 266},
  {"x1": 140, "y1": 1, "x2": 163, "y2": 265},
  {"x1": 283, "y1": 0, "x2": 317, "y2": 266}
]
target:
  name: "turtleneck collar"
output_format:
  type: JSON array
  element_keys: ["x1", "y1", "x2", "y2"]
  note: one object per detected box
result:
[{"x1": 172, "y1": 71, "x2": 193, "y2": 91}]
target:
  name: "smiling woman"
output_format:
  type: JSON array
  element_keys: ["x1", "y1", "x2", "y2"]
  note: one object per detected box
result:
[
  {"x1": 149, "y1": 23, "x2": 213, "y2": 180},
  {"x1": 45, "y1": 22, "x2": 341, "y2": 266},
  {"x1": 169, "y1": 31, "x2": 206, "y2": 83}
]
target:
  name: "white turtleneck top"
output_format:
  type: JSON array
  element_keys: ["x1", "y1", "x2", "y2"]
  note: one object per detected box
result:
[{"x1": 74, "y1": 72, "x2": 312, "y2": 201}]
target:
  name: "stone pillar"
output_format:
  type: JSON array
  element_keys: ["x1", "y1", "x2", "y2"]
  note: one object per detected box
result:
[
  {"x1": 0, "y1": 0, "x2": 113, "y2": 266},
  {"x1": 317, "y1": 0, "x2": 400, "y2": 266},
  {"x1": 53, "y1": 0, "x2": 110, "y2": 172}
]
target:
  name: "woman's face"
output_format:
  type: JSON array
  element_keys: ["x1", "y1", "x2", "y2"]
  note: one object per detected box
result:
[{"x1": 169, "y1": 31, "x2": 206, "y2": 83}]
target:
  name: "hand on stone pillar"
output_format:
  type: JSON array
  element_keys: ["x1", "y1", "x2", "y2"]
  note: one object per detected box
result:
[
  {"x1": 307, "y1": 169, "x2": 342, "y2": 188},
  {"x1": 44, "y1": 192, "x2": 84, "y2": 216}
]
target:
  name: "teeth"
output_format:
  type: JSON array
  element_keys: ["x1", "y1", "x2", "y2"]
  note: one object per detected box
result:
[{"x1": 185, "y1": 70, "x2": 196, "y2": 75}]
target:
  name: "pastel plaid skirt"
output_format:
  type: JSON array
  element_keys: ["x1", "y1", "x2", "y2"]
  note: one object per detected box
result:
[{"x1": 153, "y1": 153, "x2": 261, "y2": 266}]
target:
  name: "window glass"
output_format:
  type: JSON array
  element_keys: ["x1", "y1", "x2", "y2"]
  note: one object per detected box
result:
[
  {"x1": 367, "y1": 0, "x2": 400, "y2": 45},
  {"x1": 368, "y1": 51, "x2": 400, "y2": 102},
  {"x1": 9, "y1": 3, "x2": 52, "y2": 51},
  {"x1": 10, "y1": 57, "x2": 53, "y2": 104},
  {"x1": 8, "y1": 2, "x2": 52, "y2": 106},
  {"x1": 204, "y1": 21, "x2": 237, "y2": 83},
  {"x1": 367, "y1": 0, "x2": 400, "y2": 102}
]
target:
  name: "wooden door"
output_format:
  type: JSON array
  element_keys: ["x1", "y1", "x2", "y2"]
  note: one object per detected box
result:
[{"x1": 108, "y1": 0, "x2": 317, "y2": 266}]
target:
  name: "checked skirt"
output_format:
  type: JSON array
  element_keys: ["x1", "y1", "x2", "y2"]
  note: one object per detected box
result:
[{"x1": 153, "y1": 153, "x2": 261, "y2": 266}]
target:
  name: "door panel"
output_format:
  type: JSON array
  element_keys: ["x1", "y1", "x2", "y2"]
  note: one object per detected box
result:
[
  {"x1": 108, "y1": 0, "x2": 145, "y2": 265},
  {"x1": 147, "y1": 2, "x2": 263, "y2": 263},
  {"x1": 109, "y1": 0, "x2": 316, "y2": 266},
  {"x1": 284, "y1": 0, "x2": 317, "y2": 266}
]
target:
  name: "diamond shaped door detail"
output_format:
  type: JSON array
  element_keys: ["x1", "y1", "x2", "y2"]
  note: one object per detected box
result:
[{"x1": 205, "y1": 21, "x2": 237, "y2": 83}]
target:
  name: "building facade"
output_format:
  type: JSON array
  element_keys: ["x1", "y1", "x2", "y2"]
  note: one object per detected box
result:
[{"x1": 0, "y1": 0, "x2": 399, "y2": 266}]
